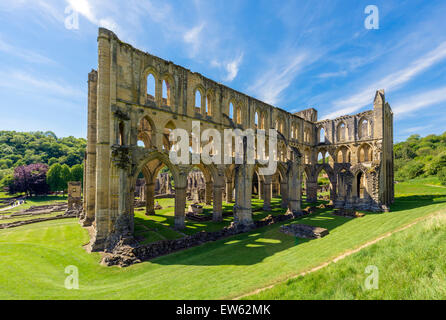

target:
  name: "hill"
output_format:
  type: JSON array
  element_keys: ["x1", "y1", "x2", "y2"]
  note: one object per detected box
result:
[
  {"x1": 0, "y1": 131, "x2": 86, "y2": 183},
  {"x1": 394, "y1": 131, "x2": 446, "y2": 184}
]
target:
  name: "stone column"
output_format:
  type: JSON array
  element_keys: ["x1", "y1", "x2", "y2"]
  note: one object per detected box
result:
[
  {"x1": 92, "y1": 29, "x2": 112, "y2": 251},
  {"x1": 286, "y1": 159, "x2": 302, "y2": 215},
  {"x1": 280, "y1": 181, "x2": 288, "y2": 208},
  {"x1": 225, "y1": 180, "x2": 233, "y2": 203},
  {"x1": 174, "y1": 187, "x2": 186, "y2": 229},
  {"x1": 212, "y1": 185, "x2": 223, "y2": 222},
  {"x1": 205, "y1": 181, "x2": 213, "y2": 205},
  {"x1": 84, "y1": 70, "x2": 98, "y2": 227},
  {"x1": 174, "y1": 167, "x2": 188, "y2": 229},
  {"x1": 263, "y1": 176, "x2": 272, "y2": 211},
  {"x1": 258, "y1": 180, "x2": 264, "y2": 200},
  {"x1": 234, "y1": 164, "x2": 254, "y2": 228},
  {"x1": 306, "y1": 180, "x2": 318, "y2": 203},
  {"x1": 145, "y1": 182, "x2": 155, "y2": 215}
]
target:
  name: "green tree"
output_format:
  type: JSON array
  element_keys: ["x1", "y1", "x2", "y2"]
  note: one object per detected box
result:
[
  {"x1": 60, "y1": 164, "x2": 72, "y2": 195},
  {"x1": 47, "y1": 163, "x2": 62, "y2": 194},
  {"x1": 70, "y1": 164, "x2": 83, "y2": 182}
]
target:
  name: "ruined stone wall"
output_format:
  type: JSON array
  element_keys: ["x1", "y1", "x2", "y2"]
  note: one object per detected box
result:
[{"x1": 83, "y1": 28, "x2": 394, "y2": 251}]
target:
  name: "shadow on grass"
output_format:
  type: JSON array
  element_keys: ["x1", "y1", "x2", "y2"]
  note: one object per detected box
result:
[
  {"x1": 391, "y1": 195, "x2": 446, "y2": 212},
  {"x1": 136, "y1": 192, "x2": 446, "y2": 266}
]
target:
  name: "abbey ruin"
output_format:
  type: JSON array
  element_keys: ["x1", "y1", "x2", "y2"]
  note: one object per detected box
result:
[{"x1": 82, "y1": 28, "x2": 394, "y2": 251}]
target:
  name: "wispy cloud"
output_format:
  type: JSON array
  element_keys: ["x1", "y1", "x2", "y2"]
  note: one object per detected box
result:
[
  {"x1": 0, "y1": 36, "x2": 56, "y2": 64},
  {"x1": 322, "y1": 41, "x2": 446, "y2": 119},
  {"x1": 0, "y1": 69, "x2": 83, "y2": 99},
  {"x1": 183, "y1": 22, "x2": 205, "y2": 57},
  {"x1": 66, "y1": 0, "x2": 121, "y2": 35},
  {"x1": 393, "y1": 86, "x2": 446, "y2": 117},
  {"x1": 248, "y1": 51, "x2": 313, "y2": 105},
  {"x1": 317, "y1": 70, "x2": 347, "y2": 79}
]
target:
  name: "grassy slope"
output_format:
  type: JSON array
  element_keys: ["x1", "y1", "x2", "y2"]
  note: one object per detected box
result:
[
  {"x1": 244, "y1": 213, "x2": 446, "y2": 299},
  {"x1": 0, "y1": 180, "x2": 445, "y2": 299}
]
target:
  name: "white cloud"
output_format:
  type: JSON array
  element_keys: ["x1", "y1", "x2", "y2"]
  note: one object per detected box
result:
[
  {"x1": 0, "y1": 37, "x2": 55, "y2": 64},
  {"x1": 0, "y1": 69, "x2": 83, "y2": 99},
  {"x1": 322, "y1": 41, "x2": 446, "y2": 119},
  {"x1": 248, "y1": 52, "x2": 310, "y2": 105},
  {"x1": 393, "y1": 86, "x2": 446, "y2": 117},
  {"x1": 183, "y1": 22, "x2": 205, "y2": 57},
  {"x1": 66, "y1": 0, "x2": 122, "y2": 35},
  {"x1": 317, "y1": 70, "x2": 347, "y2": 79},
  {"x1": 224, "y1": 53, "x2": 244, "y2": 82}
]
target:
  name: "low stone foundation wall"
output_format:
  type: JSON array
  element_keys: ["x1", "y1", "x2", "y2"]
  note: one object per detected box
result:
[
  {"x1": 0, "y1": 213, "x2": 77, "y2": 229},
  {"x1": 102, "y1": 211, "x2": 307, "y2": 267},
  {"x1": 280, "y1": 224, "x2": 329, "y2": 239}
]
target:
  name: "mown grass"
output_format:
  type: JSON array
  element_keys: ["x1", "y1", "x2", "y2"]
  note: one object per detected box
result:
[
  {"x1": 0, "y1": 180, "x2": 445, "y2": 299},
  {"x1": 0, "y1": 195, "x2": 67, "y2": 215},
  {"x1": 244, "y1": 212, "x2": 446, "y2": 299},
  {"x1": 133, "y1": 197, "x2": 287, "y2": 243}
]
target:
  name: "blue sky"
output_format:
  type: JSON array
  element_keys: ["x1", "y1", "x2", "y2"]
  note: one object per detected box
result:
[{"x1": 0, "y1": 0, "x2": 445, "y2": 142}]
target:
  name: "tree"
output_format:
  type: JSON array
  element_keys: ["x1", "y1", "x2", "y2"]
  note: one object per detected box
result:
[
  {"x1": 47, "y1": 163, "x2": 62, "y2": 194},
  {"x1": 10, "y1": 164, "x2": 49, "y2": 196},
  {"x1": 70, "y1": 164, "x2": 83, "y2": 182},
  {"x1": 60, "y1": 164, "x2": 72, "y2": 195}
]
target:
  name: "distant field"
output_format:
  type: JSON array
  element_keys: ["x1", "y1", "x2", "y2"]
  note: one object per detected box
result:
[{"x1": 0, "y1": 179, "x2": 445, "y2": 299}]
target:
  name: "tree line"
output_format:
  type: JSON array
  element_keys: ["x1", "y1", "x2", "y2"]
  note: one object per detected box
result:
[
  {"x1": 0, "y1": 130, "x2": 86, "y2": 185},
  {"x1": 394, "y1": 131, "x2": 446, "y2": 184},
  {"x1": 4, "y1": 163, "x2": 84, "y2": 196}
]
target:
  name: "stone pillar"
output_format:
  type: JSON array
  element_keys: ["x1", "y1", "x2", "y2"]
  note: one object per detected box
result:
[
  {"x1": 258, "y1": 180, "x2": 264, "y2": 200},
  {"x1": 145, "y1": 182, "x2": 155, "y2": 215},
  {"x1": 205, "y1": 181, "x2": 213, "y2": 205},
  {"x1": 280, "y1": 181, "x2": 288, "y2": 208},
  {"x1": 212, "y1": 185, "x2": 223, "y2": 222},
  {"x1": 225, "y1": 180, "x2": 233, "y2": 203},
  {"x1": 174, "y1": 187, "x2": 186, "y2": 229},
  {"x1": 174, "y1": 168, "x2": 188, "y2": 229},
  {"x1": 263, "y1": 176, "x2": 272, "y2": 211},
  {"x1": 92, "y1": 29, "x2": 112, "y2": 251},
  {"x1": 84, "y1": 70, "x2": 98, "y2": 227},
  {"x1": 286, "y1": 158, "x2": 302, "y2": 215},
  {"x1": 234, "y1": 164, "x2": 254, "y2": 228},
  {"x1": 306, "y1": 180, "x2": 318, "y2": 203}
]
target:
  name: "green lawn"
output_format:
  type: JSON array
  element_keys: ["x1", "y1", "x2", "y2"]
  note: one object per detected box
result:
[
  {"x1": 0, "y1": 195, "x2": 67, "y2": 215},
  {"x1": 133, "y1": 197, "x2": 287, "y2": 243},
  {"x1": 0, "y1": 180, "x2": 445, "y2": 299},
  {"x1": 244, "y1": 212, "x2": 446, "y2": 299}
]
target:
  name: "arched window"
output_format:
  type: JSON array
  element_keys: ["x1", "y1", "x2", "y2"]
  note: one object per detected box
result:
[
  {"x1": 337, "y1": 122, "x2": 346, "y2": 141},
  {"x1": 319, "y1": 128, "x2": 325, "y2": 143},
  {"x1": 291, "y1": 125, "x2": 295, "y2": 139},
  {"x1": 358, "y1": 118, "x2": 369, "y2": 139},
  {"x1": 255, "y1": 112, "x2": 259, "y2": 128},
  {"x1": 206, "y1": 94, "x2": 212, "y2": 116},
  {"x1": 162, "y1": 79, "x2": 171, "y2": 106},
  {"x1": 357, "y1": 172, "x2": 366, "y2": 198},
  {"x1": 195, "y1": 90, "x2": 202, "y2": 111},
  {"x1": 147, "y1": 74, "x2": 156, "y2": 101},
  {"x1": 119, "y1": 122, "x2": 125, "y2": 145},
  {"x1": 229, "y1": 102, "x2": 234, "y2": 119}
]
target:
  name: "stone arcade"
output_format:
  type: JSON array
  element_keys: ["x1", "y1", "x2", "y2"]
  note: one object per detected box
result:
[{"x1": 82, "y1": 28, "x2": 394, "y2": 252}]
